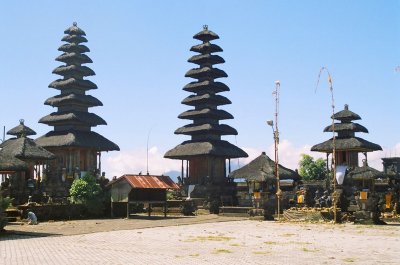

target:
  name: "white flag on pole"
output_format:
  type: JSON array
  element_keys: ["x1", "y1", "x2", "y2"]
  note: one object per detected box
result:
[
  {"x1": 187, "y1": 185, "x2": 195, "y2": 200},
  {"x1": 336, "y1": 165, "x2": 347, "y2": 185}
]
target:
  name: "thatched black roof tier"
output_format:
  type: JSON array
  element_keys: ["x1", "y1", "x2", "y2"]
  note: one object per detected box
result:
[
  {"x1": 61, "y1": 34, "x2": 87, "y2": 44},
  {"x1": 183, "y1": 81, "x2": 229, "y2": 93},
  {"x1": 0, "y1": 139, "x2": 13, "y2": 148},
  {"x1": 323, "y1": 122, "x2": 368, "y2": 133},
  {"x1": 44, "y1": 94, "x2": 103, "y2": 107},
  {"x1": 64, "y1": 22, "x2": 86, "y2": 36},
  {"x1": 347, "y1": 165, "x2": 385, "y2": 180},
  {"x1": 229, "y1": 152, "x2": 300, "y2": 182},
  {"x1": 193, "y1": 26, "x2": 219, "y2": 42},
  {"x1": 1, "y1": 137, "x2": 55, "y2": 161},
  {"x1": 58, "y1": 43, "x2": 90, "y2": 53},
  {"x1": 164, "y1": 140, "x2": 247, "y2": 159},
  {"x1": 7, "y1": 120, "x2": 36, "y2": 137},
  {"x1": 332, "y1": 104, "x2": 361, "y2": 121},
  {"x1": 185, "y1": 67, "x2": 227, "y2": 80},
  {"x1": 178, "y1": 108, "x2": 233, "y2": 120},
  {"x1": 49, "y1": 78, "x2": 97, "y2": 91},
  {"x1": 36, "y1": 130, "x2": 120, "y2": 151},
  {"x1": 182, "y1": 94, "x2": 231, "y2": 106},
  {"x1": 311, "y1": 137, "x2": 382, "y2": 153},
  {"x1": 55, "y1": 52, "x2": 93, "y2": 65},
  {"x1": 190, "y1": 43, "x2": 223, "y2": 54},
  {"x1": 175, "y1": 124, "x2": 237, "y2": 135},
  {"x1": 39, "y1": 111, "x2": 107, "y2": 127},
  {"x1": 53, "y1": 65, "x2": 95, "y2": 77},
  {"x1": 0, "y1": 154, "x2": 27, "y2": 171},
  {"x1": 188, "y1": 54, "x2": 225, "y2": 66}
]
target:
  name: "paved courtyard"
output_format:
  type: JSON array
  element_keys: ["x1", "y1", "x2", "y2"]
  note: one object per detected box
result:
[{"x1": 1, "y1": 219, "x2": 400, "y2": 265}]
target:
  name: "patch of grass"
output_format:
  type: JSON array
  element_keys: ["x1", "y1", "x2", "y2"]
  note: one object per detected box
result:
[
  {"x1": 342, "y1": 257, "x2": 356, "y2": 263},
  {"x1": 288, "y1": 241, "x2": 312, "y2": 245},
  {"x1": 189, "y1": 253, "x2": 200, "y2": 257},
  {"x1": 301, "y1": 247, "x2": 319, "y2": 253},
  {"x1": 212, "y1": 248, "x2": 233, "y2": 254},
  {"x1": 264, "y1": 241, "x2": 277, "y2": 245},
  {"x1": 184, "y1": 235, "x2": 235, "y2": 242},
  {"x1": 229, "y1": 243, "x2": 243, "y2": 247},
  {"x1": 281, "y1": 233, "x2": 296, "y2": 237},
  {"x1": 252, "y1": 251, "x2": 270, "y2": 255},
  {"x1": 174, "y1": 255, "x2": 183, "y2": 259}
]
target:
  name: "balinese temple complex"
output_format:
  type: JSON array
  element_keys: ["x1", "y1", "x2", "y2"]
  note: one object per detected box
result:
[
  {"x1": 311, "y1": 104, "x2": 382, "y2": 169},
  {"x1": 35, "y1": 23, "x2": 119, "y2": 194},
  {"x1": 165, "y1": 26, "x2": 248, "y2": 199}
]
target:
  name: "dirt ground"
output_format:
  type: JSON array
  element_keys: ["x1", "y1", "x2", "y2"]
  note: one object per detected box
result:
[{"x1": 3, "y1": 214, "x2": 247, "y2": 237}]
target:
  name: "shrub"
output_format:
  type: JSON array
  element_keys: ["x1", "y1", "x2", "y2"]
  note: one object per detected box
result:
[
  {"x1": 70, "y1": 173, "x2": 102, "y2": 203},
  {"x1": 0, "y1": 196, "x2": 12, "y2": 231},
  {"x1": 69, "y1": 173, "x2": 105, "y2": 217}
]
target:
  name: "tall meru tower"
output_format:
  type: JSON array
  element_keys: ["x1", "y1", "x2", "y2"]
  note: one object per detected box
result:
[
  {"x1": 165, "y1": 26, "x2": 248, "y2": 199},
  {"x1": 36, "y1": 23, "x2": 119, "y2": 192}
]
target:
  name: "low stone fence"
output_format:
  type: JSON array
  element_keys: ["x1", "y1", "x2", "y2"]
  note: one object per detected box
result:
[{"x1": 18, "y1": 204, "x2": 87, "y2": 221}]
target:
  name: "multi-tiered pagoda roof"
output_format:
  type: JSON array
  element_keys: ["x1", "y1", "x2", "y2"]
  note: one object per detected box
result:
[
  {"x1": 36, "y1": 23, "x2": 119, "y2": 151},
  {"x1": 0, "y1": 120, "x2": 55, "y2": 171},
  {"x1": 311, "y1": 104, "x2": 382, "y2": 153},
  {"x1": 165, "y1": 26, "x2": 247, "y2": 159}
]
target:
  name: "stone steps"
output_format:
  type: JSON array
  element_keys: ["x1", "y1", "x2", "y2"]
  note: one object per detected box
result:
[{"x1": 5, "y1": 208, "x2": 22, "y2": 223}]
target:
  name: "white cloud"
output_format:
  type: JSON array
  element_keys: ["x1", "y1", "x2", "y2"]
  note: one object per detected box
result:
[
  {"x1": 367, "y1": 143, "x2": 400, "y2": 170},
  {"x1": 101, "y1": 142, "x2": 400, "y2": 178},
  {"x1": 102, "y1": 147, "x2": 180, "y2": 178},
  {"x1": 234, "y1": 140, "x2": 325, "y2": 171}
]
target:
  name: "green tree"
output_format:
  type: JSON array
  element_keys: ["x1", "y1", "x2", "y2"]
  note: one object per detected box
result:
[
  {"x1": 70, "y1": 173, "x2": 102, "y2": 203},
  {"x1": 298, "y1": 154, "x2": 328, "y2": 181}
]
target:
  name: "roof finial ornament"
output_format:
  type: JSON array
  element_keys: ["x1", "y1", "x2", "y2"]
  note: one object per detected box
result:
[
  {"x1": 73, "y1": 22, "x2": 77, "y2": 27},
  {"x1": 344, "y1": 104, "x2": 349, "y2": 110},
  {"x1": 203, "y1": 25, "x2": 208, "y2": 30},
  {"x1": 19, "y1": 119, "x2": 24, "y2": 125}
]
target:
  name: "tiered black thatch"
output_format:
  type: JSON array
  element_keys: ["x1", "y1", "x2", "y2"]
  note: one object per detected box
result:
[
  {"x1": 229, "y1": 152, "x2": 300, "y2": 182},
  {"x1": 0, "y1": 120, "x2": 55, "y2": 171},
  {"x1": 36, "y1": 22, "x2": 119, "y2": 151},
  {"x1": 0, "y1": 137, "x2": 55, "y2": 161},
  {"x1": 165, "y1": 26, "x2": 247, "y2": 159},
  {"x1": 7, "y1": 119, "x2": 36, "y2": 138},
  {"x1": 347, "y1": 164, "x2": 384, "y2": 180},
  {"x1": 311, "y1": 104, "x2": 382, "y2": 153},
  {"x1": 0, "y1": 119, "x2": 37, "y2": 148}
]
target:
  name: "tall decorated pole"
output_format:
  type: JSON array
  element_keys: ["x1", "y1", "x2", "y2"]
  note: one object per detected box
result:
[
  {"x1": 316, "y1": 67, "x2": 337, "y2": 223},
  {"x1": 267, "y1": 80, "x2": 281, "y2": 220}
]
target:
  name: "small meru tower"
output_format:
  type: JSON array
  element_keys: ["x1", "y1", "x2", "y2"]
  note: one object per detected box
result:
[
  {"x1": 36, "y1": 23, "x2": 119, "y2": 192},
  {"x1": 165, "y1": 26, "x2": 248, "y2": 198},
  {"x1": 311, "y1": 104, "x2": 382, "y2": 168}
]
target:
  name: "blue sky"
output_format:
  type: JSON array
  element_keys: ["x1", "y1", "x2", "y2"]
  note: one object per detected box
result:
[{"x1": 0, "y1": 1, "x2": 399, "y2": 177}]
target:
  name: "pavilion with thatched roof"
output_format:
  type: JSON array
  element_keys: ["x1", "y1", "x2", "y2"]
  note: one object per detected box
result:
[
  {"x1": 164, "y1": 26, "x2": 247, "y2": 202},
  {"x1": 229, "y1": 152, "x2": 300, "y2": 182},
  {"x1": 229, "y1": 152, "x2": 300, "y2": 207},
  {"x1": 229, "y1": 152, "x2": 300, "y2": 198},
  {"x1": 35, "y1": 23, "x2": 119, "y2": 196},
  {"x1": 0, "y1": 120, "x2": 55, "y2": 203}
]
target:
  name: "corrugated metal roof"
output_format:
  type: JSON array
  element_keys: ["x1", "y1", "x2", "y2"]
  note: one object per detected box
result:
[{"x1": 116, "y1": 174, "x2": 179, "y2": 189}]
